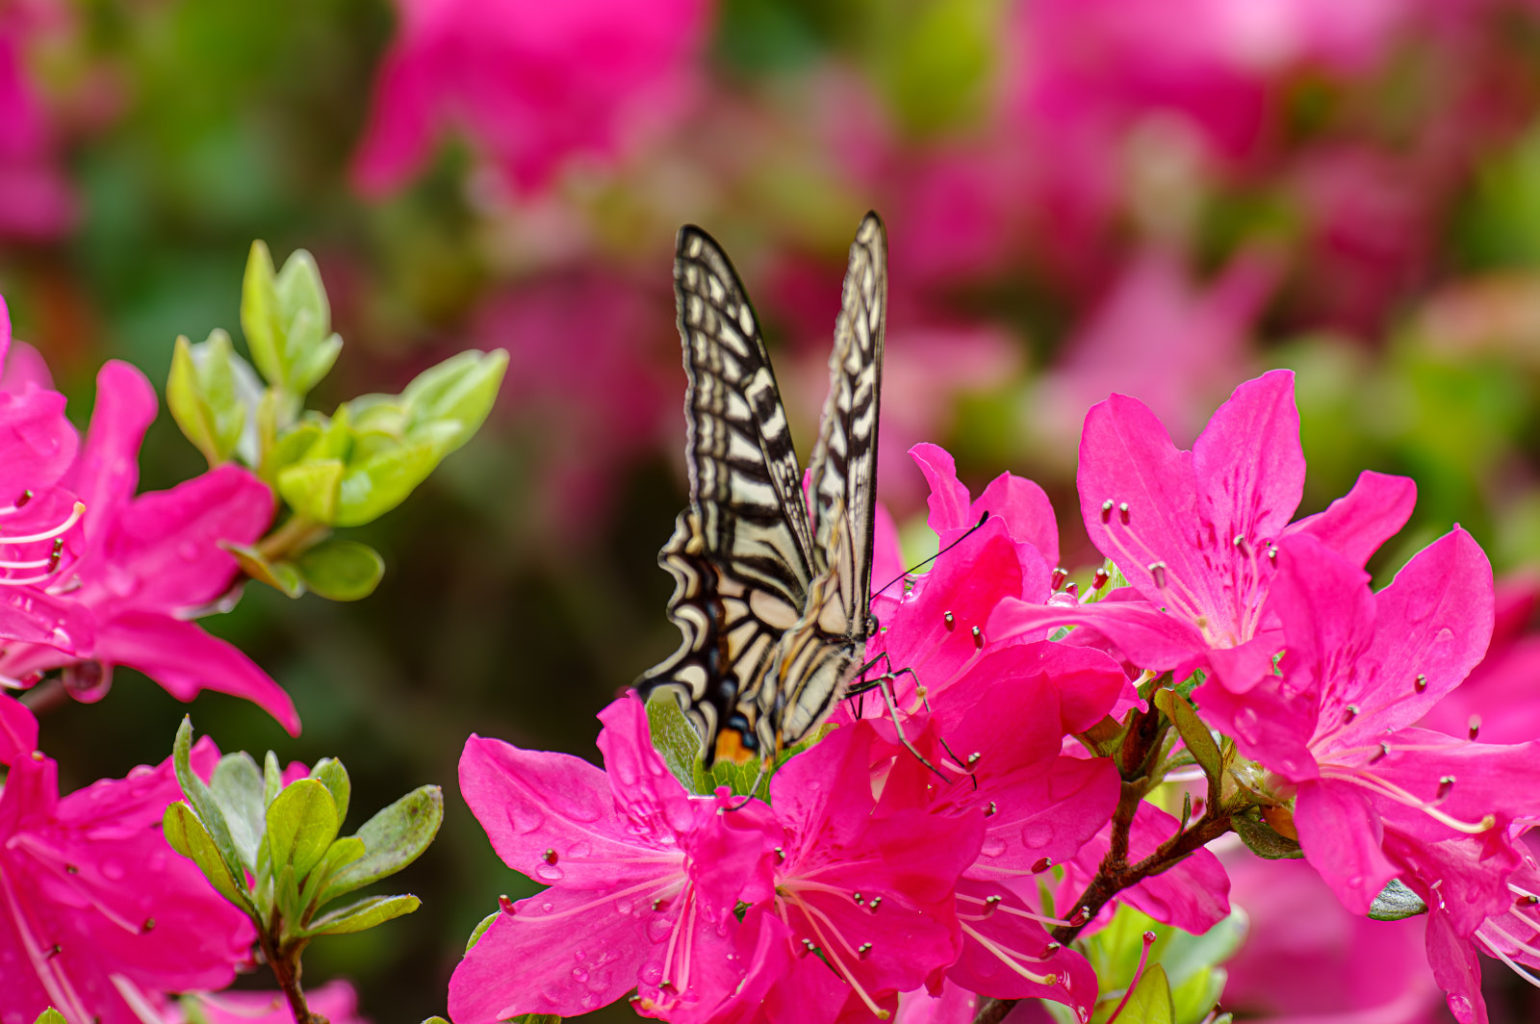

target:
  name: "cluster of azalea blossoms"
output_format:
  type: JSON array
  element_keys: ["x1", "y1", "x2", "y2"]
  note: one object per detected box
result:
[
  {"x1": 0, "y1": 296, "x2": 296, "y2": 736},
  {"x1": 452, "y1": 369, "x2": 1540, "y2": 1024}
]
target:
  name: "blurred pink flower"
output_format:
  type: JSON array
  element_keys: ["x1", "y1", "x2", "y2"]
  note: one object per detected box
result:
[
  {"x1": 1035, "y1": 247, "x2": 1278, "y2": 450},
  {"x1": 0, "y1": 8, "x2": 74, "y2": 240},
  {"x1": 476, "y1": 270, "x2": 678, "y2": 538},
  {"x1": 168, "y1": 980, "x2": 368, "y2": 1024},
  {"x1": 1223, "y1": 854, "x2": 1443, "y2": 1022},
  {"x1": 0, "y1": 348, "x2": 297, "y2": 734},
  {"x1": 0, "y1": 734, "x2": 253, "y2": 1024},
  {"x1": 353, "y1": 0, "x2": 711, "y2": 197}
]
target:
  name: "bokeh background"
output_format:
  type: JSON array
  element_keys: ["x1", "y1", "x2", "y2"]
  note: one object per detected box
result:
[{"x1": 6, "y1": 0, "x2": 1540, "y2": 1020}]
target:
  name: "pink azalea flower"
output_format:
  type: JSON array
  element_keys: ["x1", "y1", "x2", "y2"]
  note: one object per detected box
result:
[
  {"x1": 1194, "y1": 530, "x2": 1540, "y2": 953},
  {"x1": 0, "y1": 713, "x2": 254, "y2": 1024},
  {"x1": 167, "y1": 979, "x2": 368, "y2": 1024},
  {"x1": 353, "y1": 0, "x2": 711, "y2": 197},
  {"x1": 991, "y1": 370, "x2": 1417, "y2": 692},
  {"x1": 0, "y1": 346, "x2": 297, "y2": 734},
  {"x1": 1420, "y1": 572, "x2": 1540, "y2": 746},
  {"x1": 448, "y1": 694, "x2": 779, "y2": 1022},
  {"x1": 1033, "y1": 247, "x2": 1278, "y2": 454},
  {"x1": 0, "y1": 9, "x2": 74, "y2": 240}
]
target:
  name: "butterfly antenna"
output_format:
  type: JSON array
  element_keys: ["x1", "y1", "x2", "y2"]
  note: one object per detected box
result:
[{"x1": 871, "y1": 511, "x2": 992, "y2": 600}]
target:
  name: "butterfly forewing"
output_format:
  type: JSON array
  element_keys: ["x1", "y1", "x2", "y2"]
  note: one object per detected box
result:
[
  {"x1": 807, "y1": 213, "x2": 887, "y2": 641},
  {"x1": 637, "y1": 215, "x2": 887, "y2": 768}
]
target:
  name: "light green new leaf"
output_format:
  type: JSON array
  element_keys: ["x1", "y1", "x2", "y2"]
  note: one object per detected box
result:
[
  {"x1": 299, "y1": 893, "x2": 421, "y2": 936},
  {"x1": 1152, "y1": 688, "x2": 1222, "y2": 786},
  {"x1": 309, "y1": 758, "x2": 351, "y2": 825},
  {"x1": 209, "y1": 752, "x2": 266, "y2": 872},
  {"x1": 465, "y1": 911, "x2": 499, "y2": 952},
  {"x1": 170, "y1": 719, "x2": 245, "y2": 887},
  {"x1": 402, "y1": 350, "x2": 508, "y2": 453},
  {"x1": 295, "y1": 539, "x2": 385, "y2": 601},
  {"x1": 164, "y1": 802, "x2": 252, "y2": 912},
  {"x1": 645, "y1": 692, "x2": 701, "y2": 789},
  {"x1": 333, "y1": 440, "x2": 444, "y2": 526},
  {"x1": 167, "y1": 331, "x2": 249, "y2": 465},
  {"x1": 224, "y1": 542, "x2": 305, "y2": 598},
  {"x1": 1116, "y1": 964, "x2": 1174, "y2": 1024},
  {"x1": 32, "y1": 1009, "x2": 68, "y2": 1024},
  {"x1": 278, "y1": 459, "x2": 344, "y2": 524},
  {"x1": 265, "y1": 779, "x2": 339, "y2": 880},
  {"x1": 319, "y1": 785, "x2": 443, "y2": 905},
  {"x1": 241, "y1": 241, "x2": 283, "y2": 388}
]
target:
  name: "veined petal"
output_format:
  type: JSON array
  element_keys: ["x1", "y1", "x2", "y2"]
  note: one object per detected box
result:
[
  {"x1": 973, "y1": 471, "x2": 1058, "y2": 571},
  {"x1": 0, "y1": 693, "x2": 36, "y2": 764},
  {"x1": 448, "y1": 891, "x2": 654, "y2": 1022},
  {"x1": 910, "y1": 443, "x2": 974, "y2": 535},
  {"x1": 963, "y1": 755, "x2": 1120, "y2": 876},
  {"x1": 1286, "y1": 470, "x2": 1416, "y2": 567},
  {"x1": 1425, "y1": 908, "x2": 1490, "y2": 1024},
  {"x1": 596, "y1": 694, "x2": 696, "y2": 839},
  {"x1": 461, "y1": 731, "x2": 685, "y2": 889},
  {"x1": 949, "y1": 877, "x2": 1097, "y2": 1009},
  {"x1": 105, "y1": 466, "x2": 273, "y2": 613},
  {"x1": 92, "y1": 612, "x2": 300, "y2": 736},
  {"x1": 1190, "y1": 369, "x2": 1304, "y2": 555},
  {"x1": 987, "y1": 594, "x2": 1204, "y2": 673},
  {"x1": 1069, "y1": 802, "x2": 1230, "y2": 933},
  {"x1": 65, "y1": 361, "x2": 156, "y2": 537},
  {"x1": 1295, "y1": 778, "x2": 1398, "y2": 915}
]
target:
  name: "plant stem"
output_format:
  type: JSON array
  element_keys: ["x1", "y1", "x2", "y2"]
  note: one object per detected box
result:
[
  {"x1": 970, "y1": 701, "x2": 1235, "y2": 1024},
  {"x1": 257, "y1": 515, "x2": 328, "y2": 563},
  {"x1": 258, "y1": 929, "x2": 312, "y2": 1024}
]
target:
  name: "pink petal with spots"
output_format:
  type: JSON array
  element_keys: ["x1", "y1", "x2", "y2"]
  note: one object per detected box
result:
[{"x1": 1287, "y1": 469, "x2": 1416, "y2": 567}]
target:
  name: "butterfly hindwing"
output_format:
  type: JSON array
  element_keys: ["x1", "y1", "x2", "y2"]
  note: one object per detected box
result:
[{"x1": 638, "y1": 215, "x2": 887, "y2": 768}]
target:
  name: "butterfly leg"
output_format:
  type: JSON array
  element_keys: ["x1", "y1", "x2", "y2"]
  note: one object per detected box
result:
[{"x1": 848, "y1": 652, "x2": 978, "y2": 788}]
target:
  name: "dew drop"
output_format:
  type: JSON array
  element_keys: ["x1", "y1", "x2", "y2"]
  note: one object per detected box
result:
[
  {"x1": 101, "y1": 860, "x2": 126, "y2": 882},
  {"x1": 1233, "y1": 708, "x2": 1261, "y2": 743},
  {"x1": 980, "y1": 837, "x2": 1006, "y2": 858},
  {"x1": 534, "y1": 864, "x2": 565, "y2": 883}
]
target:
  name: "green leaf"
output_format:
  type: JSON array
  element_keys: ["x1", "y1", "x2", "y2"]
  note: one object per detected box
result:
[
  {"x1": 261, "y1": 418, "x2": 324, "y2": 483},
  {"x1": 402, "y1": 349, "x2": 509, "y2": 453},
  {"x1": 506, "y1": 1016, "x2": 561, "y2": 1024},
  {"x1": 164, "y1": 802, "x2": 253, "y2": 911},
  {"x1": 309, "y1": 757, "x2": 351, "y2": 825},
  {"x1": 241, "y1": 241, "x2": 283, "y2": 387},
  {"x1": 167, "y1": 331, "x2": 250, "y2": 465},
  {"x1": 1152, "y1": 688, "x2": 1222, "y2": 786},
  {"x1": 319, "y1": 785, "x2": 443, "y2": 905},
  {"x1": 1369, "y1": 879, "x2": 1428, "y2": 921},
  {"x1": 333, "y1": 440, "x2": 443, "y2": 527},
  {"x1": 298, "y1": 836, "x2": 365, "y2": 916},
  {"x1": 225, "y1": 542, "x2": 305, "y2": 598},
  {"x1": 170, "y1": 719, "x2": 246, "y2": 887},
  {"x1": 209, "y1": 752, "x2": 266, "y2": 872},
  {"x1": 32, "y1": 1010, "x2": 69, "y2": 1024},
  {"x1": 422, "y1": 1018, "x2": 452, "y2": 1024},
  {"x1": 299, "y1": 893, "x2": 420, "y2": 936},
  {"x1": 273, "y1": 250, "x2": 342, "y2": 394},
  {"x1": 465, "y1": 911, "x2": 499, "y2": 952},
  {"x1": 277, "y1": 459, "x2": 344, "y2": 524},
  {"x1": 294, "y1": 539, "x2": 385, "y2": 601},
  {"x1": 645, "y1": 691, "x2": 702, "y2": 789},
  {"x1": 1172, "y1": 965, "x2": 1226, "y2": 1024},
  {"x1": 1232, "y1": 812, "x2": 1305, "y2": 860},
  {"x1": 265, "y1": 779, "x2": 340, "y2": 880},
  {"x1": 263, "y1": 750, "x2": 283, "y2": 806},
  {"x1": 1119, "y1": 963, "x2": 1174, "y2": 1024}
]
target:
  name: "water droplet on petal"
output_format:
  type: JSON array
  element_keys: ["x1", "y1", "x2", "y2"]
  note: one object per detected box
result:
[{"x1": 62, "y1": 662, "x2": 112, "y2": 703}]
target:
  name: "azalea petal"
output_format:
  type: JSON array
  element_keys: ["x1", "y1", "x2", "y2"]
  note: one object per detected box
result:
[
  {"x1": 1076, "y1": 391, "x2": 1214, "y2": 628},
  {"x1": 448, "y1": 892, "x2": 652, "y2": 1021},
  {"x1": 973, "y1": 471, "x2": 1058, "y2": 570},
  {"x1": 1191, "y1": 675, "x2": 1318, "y2": 782},
  {"x1": 0, "y1": 585, "x2": 94, "y2": 656},
  {"x1": 891, "y1": 981, "x2": 978, "y2": 1024},
  {"x1": 66, "y1": 361, "x2": 156, "y2": 534},
  {"x1": 461, "y1": 730, "x2": 684, "y2": 889},
  {"x1": 910, "y1": 443, "x2": 974, "y2": 535},
  {"x1": 1347, "y1": 529, "x2": 1493, "y2": 738},
  {"x1": 964, "y1": 755, "x2": 1120, "y2": 875},
  {"x1": 1267, "y1": 533, "x2": 1374, "y2": 704},
  {"x1": 987, "y1": 594, "x2": 1203, "y2": 673},
  {"x1": 351, "y1": 43, "x2": 438, "y2": 195},
  {"x1": 1295, "y1": 779, "x2": 1398, "y2": 915},
  {"x1": 0, "y1": 340, "x2": 54, "y2": 393},
  {"x1": 1190, "y1": 369, "x2": 1304, "y2": 551},
  {"x1": 1374, "y1": 729, "x2": 1540, "y2": 832},
  {"x1": 92, "y1": 612, "x2": 300, "y2": 736},
  {"x1": 0, "y1": 384, "x2": 76, "y2": 489},
  {"x1": 1287, "y1": 470, "x2": 1416, "y2": 567},
  {"x1": 949, "y1": 877, "x2": 1097, "y2": 1009},
  {"x1": 0, "y1": 693, "x2": 37, "y2": 764},
  {"x1": 1424, "y1": 909, "x2": 1490, "y2": 1024},
  {"x1": 105, "y1": 466, "x2": 272, "y2": 612},
  {"x1": 596, "y1": 694, "x2": 696, "y2": 839},
  {"x1": 1382, "y1": 824, "x2": 1519, "y2": 938}
]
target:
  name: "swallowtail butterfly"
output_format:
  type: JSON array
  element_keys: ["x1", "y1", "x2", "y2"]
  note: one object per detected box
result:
[{"x1": 636, "y1": 213, "x2": 886, "y2": 768}]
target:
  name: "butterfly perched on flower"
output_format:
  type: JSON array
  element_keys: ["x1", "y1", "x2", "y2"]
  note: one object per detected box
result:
[{"x1": 637, "y1": 213, "x2": 887, "y2": 768}]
